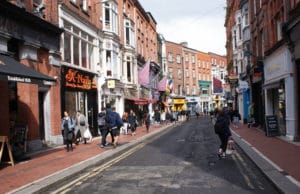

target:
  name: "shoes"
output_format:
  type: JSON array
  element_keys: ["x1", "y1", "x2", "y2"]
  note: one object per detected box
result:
[
  {"x1": 100, "y1": 144, "x2": 104, "y2": 148},
  {"x1": 221, "y1": 153, "x2": 226, "y2": 158},
  {"x1": 113, "y1": 142, "x2": 117, "y2": 148}
]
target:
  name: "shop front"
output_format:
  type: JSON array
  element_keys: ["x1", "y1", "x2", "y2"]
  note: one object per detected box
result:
[
  {"x1": 61, "y1": 66, "x2": 98, "y2": 137},
  {"x1": 264, "y1": 46, "x2": 295, "y2": 140},
  {"x1": 172, "y1": 97, "x2": 186, "y2": 112}
]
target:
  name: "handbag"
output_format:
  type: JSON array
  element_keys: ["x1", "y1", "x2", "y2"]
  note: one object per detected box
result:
[
  {"x1": 67, "y1": 131, "x2": 74, "y2": 141},
  {"x1": 83, "y1": 128, "x2": 92, "y2": 141}
]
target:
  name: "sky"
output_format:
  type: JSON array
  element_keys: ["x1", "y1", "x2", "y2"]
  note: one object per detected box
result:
[{"x1": 138, "y1": 0, "x2": 227, "y2": 56}]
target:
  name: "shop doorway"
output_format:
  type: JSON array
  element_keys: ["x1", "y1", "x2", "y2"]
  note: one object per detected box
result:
[{"x1": 38, "y1": 91, "x2": 45, "y2": 141}]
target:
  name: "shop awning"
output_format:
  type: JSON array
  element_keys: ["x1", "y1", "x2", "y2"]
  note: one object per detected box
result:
[
  {"x1": 141, "y1": 97, "x2": 157, "y2": 104},
  {"x1": 126, "y1": 97, "x2": 148, "y2": 105},
  {"x1": 0, "y1": 54, "x2": 55, "y2": 84}
]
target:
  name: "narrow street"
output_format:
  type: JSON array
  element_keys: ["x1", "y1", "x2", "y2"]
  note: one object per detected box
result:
[{"x1": 43, "y1": 118, "x2": 279, "y2": 194}]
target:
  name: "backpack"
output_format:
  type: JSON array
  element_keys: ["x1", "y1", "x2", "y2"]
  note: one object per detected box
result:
[
  {"x1": 98, "y1": 113, "x2": 106, "y2": 126},
  {"x1": 214, "y1": 117, "x2": 227, "y2": 134},
  {"x1": 79, "y1": 115, "x2": 86, "y2": 126}
]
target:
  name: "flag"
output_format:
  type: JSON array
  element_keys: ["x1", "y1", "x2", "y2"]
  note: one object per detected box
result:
[
  {"x1": 213, "y1": 77, "x2": 223, "y2": 93},
  {"x1": 166, "y1": 79, "x2": 173, "y2": 93},
  {"x1": 138, "y1": 59, "x2": 150, "y2": 86},
  {"x1": 158, "y1": 77, "x2": 167, "y2": 91}
]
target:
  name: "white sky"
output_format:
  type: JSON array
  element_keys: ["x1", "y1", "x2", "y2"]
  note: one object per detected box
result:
[{"x1": 138, "y1": 0, "x2": 227, "y2": 55}]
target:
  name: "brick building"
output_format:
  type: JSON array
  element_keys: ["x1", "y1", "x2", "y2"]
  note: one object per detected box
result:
[{"x1": 0, "y1": 1, "x2": 63, "y2": 151}]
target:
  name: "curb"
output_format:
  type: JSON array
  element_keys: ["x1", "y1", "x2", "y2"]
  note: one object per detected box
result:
[
  {"x1": 8, "y1": 123, "x2": 177, "y2": 194},
  {"x1": 231, "y1": 130, "x2": 300, "y2": 194}
]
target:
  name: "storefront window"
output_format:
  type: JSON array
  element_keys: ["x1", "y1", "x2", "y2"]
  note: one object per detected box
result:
[
  {"x1": 65, "y1": 91, "x2": 87, "y2": 117},
  {"x1": 278, "y1": 87, "x2": 286, "y2": 134},
  {"x1": 82, "y1": 41, "x2": 87, "y2": 68}
]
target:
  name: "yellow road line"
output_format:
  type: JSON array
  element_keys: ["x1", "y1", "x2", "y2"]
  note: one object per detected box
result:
[
  {"x1": 51, "y1": 143, "x2": 145, "y2": 194},
  {"x1": 232, "y1": 153, "x2": 255, "y2": 189}
]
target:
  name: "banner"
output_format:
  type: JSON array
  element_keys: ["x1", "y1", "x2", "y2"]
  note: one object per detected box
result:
[
  {"x1": 213, "y1": 77, "x2": 223, "y2": 93},
  {"x1": 158, "y1": 77, "x2": 167, "y2": 91},
  {"x1": 138, "y1": 59, "x2": 150, "y2": 86}
]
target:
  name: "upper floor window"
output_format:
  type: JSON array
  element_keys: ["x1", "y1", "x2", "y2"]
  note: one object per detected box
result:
[
  {"x1": 62, "y1": 20, "x2": 94, "y2": 69},
  {"x1": 185, "y1": 53, "x2": 189, "y2": 63},
  {"x1": 185, "y1": 69, "x2": 189, "y2": 78},
  {"x1": 125, "y1": 20, "x2": 135, "y2": 47},
  {"x1": 192, "y1": 86, "x2": 196, "y2": 95},
  {"x1": 169, "y1": 68, "x2": 173, "y2": 78},
  {"x1": 81, "y1": 0, "x2": 87, "y2": 11},
  {"x1": 276, "y1": 19, "x2": 282, "y2": 41},
  {"x1": 186, "y1": 86, "x2": 190, "y2": 95},
  {"x1": 178, "y1": 69, "x2": 181, "y2": 80},
  {"x1": 192, "y1": 70, "x2": 195, "y2": 78},
  {"x1": 103, "y1": 2, "x2": 118, "y2": 34},
  {"x1": 168, "y1": 53, "x2": 173, "y2": 62},
  {"x1": 191, "y1": 55, "x2": 195, "y2": 64},
  {"x1": 176, "y1": 54, "x2": 181, "y2": 64}
]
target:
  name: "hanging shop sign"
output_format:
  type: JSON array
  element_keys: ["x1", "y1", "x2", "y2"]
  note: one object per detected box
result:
[
  {"x1": 173, "y1": 98, "x2": 185, "y2": 104},
  {"x1": 107, "y1": 79, "x2": 116, "y2": 89},
  {"x1": 62, "y1": 66, "x2": 97, "y2": 91}
]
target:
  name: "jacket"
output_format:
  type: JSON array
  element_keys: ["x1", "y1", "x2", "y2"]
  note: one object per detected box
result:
[
  {"x1": 106, "y1": 108, "x2": 123, "y2": 129},
  {"x1": 98, "y1": 112, "x2": 106, "y2": 126},
  {"x1": 61, "y1": 117, "x2": 75, "y2": 131}
]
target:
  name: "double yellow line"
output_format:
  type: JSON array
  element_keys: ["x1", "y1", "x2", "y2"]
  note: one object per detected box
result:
[{"x1": 51, "y1": 143, "x2": 146, "y2": 194}]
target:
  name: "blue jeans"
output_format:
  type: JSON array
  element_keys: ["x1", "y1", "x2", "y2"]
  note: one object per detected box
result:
[{"x1": 99, "y1": 126, "x2": 108, "y2": 146}]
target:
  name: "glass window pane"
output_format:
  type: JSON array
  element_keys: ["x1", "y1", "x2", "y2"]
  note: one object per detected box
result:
[
  {"x1": 81, "y1": 41, "x2": 87, "y2": 68},
  {"x1": 64, "y1": 33, "x2": 71, "y2": 63},
  {"x1": 73, "y1": 37, "x2": 79, "y2": 65}
]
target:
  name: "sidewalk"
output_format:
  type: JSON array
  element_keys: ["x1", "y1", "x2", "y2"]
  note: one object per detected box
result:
[
  {"x1": 231, "y1": 122, "x2": 300, "y2": 193},
  {"x1": 0, "y1": 123, "x2": 174, "y2": 194}
]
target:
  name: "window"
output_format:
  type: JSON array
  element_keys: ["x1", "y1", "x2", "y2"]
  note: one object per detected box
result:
[
  {"x1": 103, "y1": 2, "x2": 118, "y2": 34},
  {"x1": 185, "y1": 53, "x2": 189, "y2": 63},
  {"x1": 185, "y1": 69, "x2": 189, "y2": 78},
  {"x1": 202, "y1": 88, "x2": 208, "y2": 95},
  {"x1": 176, "y1": 54, "x2": 181, "y2": 63},
  {"x1": 168, "y1": 68, "x2": 173, "y2": 78},
  {"x1": 63, "y1": 33, "x2": 71, "y2": 63},
  {"x1": 192, "y1": 70, "x2": 195, "y2": 78},
  {"x1": 62, "y1": 20, "x2": 94, "y2": 69},
  {"x1": 126, "y1": 56, "x2": 132, "y2": 82},
  {"x1": 178, "y1": 69, "x2": 181, "y2": 80},
  {"x1": 192, "y1": 86, "x2": 196, "y2": 95},
  {"x1": 276, "y1": 19, "x2": 282, "y2": 41},
  {"x1": 81, "y1": 0, "x2": 87, "y2": 11},
  {"x1": 125, "y1": 20, "x2": 135, "y2": 47},
  {"x1": 186, "y1": 86, "x2": 189, "y2": 95},
  {"x1": 168, "y1": 53, "x2": 173, "y2": 62},
  {"x1": 191, "y1": 55, "x2": 195, "y2": 64}
]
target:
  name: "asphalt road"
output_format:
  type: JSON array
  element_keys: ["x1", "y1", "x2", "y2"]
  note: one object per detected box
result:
[{"x1": 44, "y1": 117, "x2": 280, "y2": 194}]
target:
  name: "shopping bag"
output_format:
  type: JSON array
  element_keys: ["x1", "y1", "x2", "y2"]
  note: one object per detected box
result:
[
  {"x1": 83, "y1": 128, "x2": 92, "y2": 142},
  {"x1": 226, "y1": 137, "x2": 235, "y2": 155}
]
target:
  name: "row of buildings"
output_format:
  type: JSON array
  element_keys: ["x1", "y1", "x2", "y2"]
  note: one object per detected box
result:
[
  {"x1": 225, "y1": 0, "x2": 300, "y2": 141},
  {"x1": 0, "y1": 0, "x2": 227, "y2": 151}
]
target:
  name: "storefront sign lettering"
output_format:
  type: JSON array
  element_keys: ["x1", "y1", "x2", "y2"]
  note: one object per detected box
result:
[
  {"x1": 7, "y1": 75, "x2": 31, "y2": 83},
  {"x1": 173, "y1": 99, "x2": 185, "y2": 104},
  {"x1": 63, "y1": 68, "x2": 96, "y2": 90}
]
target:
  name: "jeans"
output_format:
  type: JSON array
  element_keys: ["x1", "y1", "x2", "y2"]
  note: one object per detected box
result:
[
  {"x1": 99, "y1": 126, "x2": 108, "y2": 146},
  {"x1": 218, "y1": 133, "x2": 229, "y2": 153}
]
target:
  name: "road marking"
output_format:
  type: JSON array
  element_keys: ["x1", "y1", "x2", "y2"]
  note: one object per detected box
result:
[
  {"x1": 232, "y1": 153, "x2": 255, "y2": 190},
  {"x1": 51, "y1": 143, "x2": 146, "y2": 194}
]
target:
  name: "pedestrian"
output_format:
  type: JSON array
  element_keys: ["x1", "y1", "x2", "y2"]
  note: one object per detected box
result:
[
  {"x1": 214, "y1": 108, "x2": 232, "y2": 158},
  {"x1": 232, "y1": 109, "x2": 241, "y2": 128},
  {"x1": 145, "y1": 112, "x2": 151, "y2": 133},
  {"x1": 76, "y1": 110, "x2": 89, "y2": 144},
  {"x1": 248, "y1": 102, "x2": 254, "y2": 128},
  {"x1": 106, "y1": 104, "x2": 123, "y2": 148},
  {"x1": 61, "y1": 111, "x2": 75, "y2": 152},
  {"x1": 128, "y1": 109, "x2": 137, "y2": 136},
  {"x1": 121, "y1": 112, "x2": 129, "y2": 135},
  {"x1": 98, "y1": 107, "x2": 108, "y2": 148}
]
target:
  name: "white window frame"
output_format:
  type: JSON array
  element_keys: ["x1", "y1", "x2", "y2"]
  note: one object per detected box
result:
[
  {"x1": 103, "y1": 1, "x2": 118, "y2": 34},
  {"x1": 176, "y1": 54, "x2": 181, "y2": 63},
  {"x1": 124, "y1": 19, "x2": 135, "y2": 47}
]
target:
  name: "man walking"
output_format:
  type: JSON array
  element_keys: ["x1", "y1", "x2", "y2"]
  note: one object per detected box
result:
[
  {"x1": 98, "y1": 107, "x2": 108, "y2": 148},
  {"x1": 106, "y1": 104, "x2": 123, "y2": 148}
]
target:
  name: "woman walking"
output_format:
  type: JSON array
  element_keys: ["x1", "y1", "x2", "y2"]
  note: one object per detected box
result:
[
  {"x1": 214, "y1": 108, "x2": 231, "y2": 158},
  {"x1": 61, "y1": 111, "x2": 75, "y2": 152},
  {"x1": 145, "y1": 113, "x2": 151, "y2": 133},
  {"x1": 128, "y1": 109, "x2": 137, "y2": 136}
]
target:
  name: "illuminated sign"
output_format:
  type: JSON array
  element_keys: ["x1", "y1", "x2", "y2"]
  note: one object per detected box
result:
[
  {"x1": 107, "y1": 80, "x2": 115, "y2": 89},
  {"x1": 62, "y1": 67, "x2": 97, "y2": 90}
]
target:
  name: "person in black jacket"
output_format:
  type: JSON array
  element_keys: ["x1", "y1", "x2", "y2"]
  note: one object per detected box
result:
[{"x1": 215, "y1": 108, "x2": 232, "y2": 158}]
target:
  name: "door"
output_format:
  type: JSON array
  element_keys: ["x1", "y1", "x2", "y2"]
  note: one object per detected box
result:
[{"x1": 38, "y1": 92, "x2": 45, "y2": 141}]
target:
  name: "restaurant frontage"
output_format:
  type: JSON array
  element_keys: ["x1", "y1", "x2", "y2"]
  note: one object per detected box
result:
[{"x1": 61, "y1": 66, "x2": 98, "y2": 138}]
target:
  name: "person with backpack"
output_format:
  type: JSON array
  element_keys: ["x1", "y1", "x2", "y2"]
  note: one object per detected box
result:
[
  {"x1": 106, "y1": 104, "x2": 123, "y2": 148},
  {"x1": 214, "y1": 108, "x2": 231, "y2": 158},
  {"x1": 98, "y1": 107, "x2": 108, "y2": 148},
  {"x1": 76, "y1": 111, "x2": 89, "y2": 144},
  {"x1": 61, "y1": 111, "x2": 75, "y2": 152}
]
